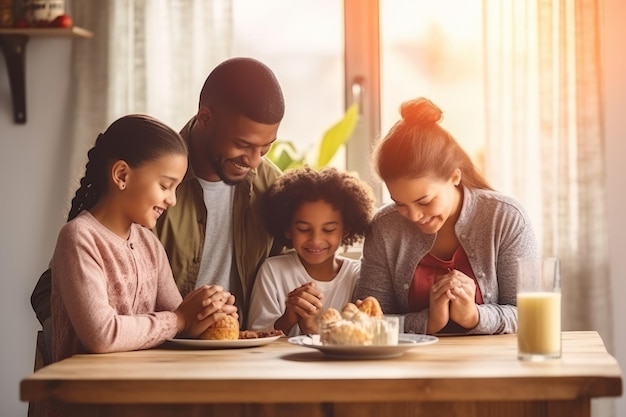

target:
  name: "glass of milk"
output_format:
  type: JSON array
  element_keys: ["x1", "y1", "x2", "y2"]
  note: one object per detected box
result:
[{"x1": 516, "y1": 257, "x2": 561, "y2": 361}]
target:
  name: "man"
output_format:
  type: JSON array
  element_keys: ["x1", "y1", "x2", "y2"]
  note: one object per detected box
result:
[
  {"x1": 155, "y1": 57, "x2": 285, "y2": 325},
  {"x1": 32, "y1": 57, "x2": 285, "y2": 334}
]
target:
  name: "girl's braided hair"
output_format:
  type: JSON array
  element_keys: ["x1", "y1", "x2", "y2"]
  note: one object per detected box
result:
[{"x1": 67, "y1": 114, "x2": 187, "y2": 221}]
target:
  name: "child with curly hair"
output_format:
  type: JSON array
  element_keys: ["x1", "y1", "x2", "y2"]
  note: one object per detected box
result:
[{"x1": 248, "y1": 166, "x2": 376, "y2": 336}]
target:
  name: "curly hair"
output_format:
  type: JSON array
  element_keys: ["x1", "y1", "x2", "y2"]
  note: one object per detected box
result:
[{"x1": 262, "y1": 166, "x2": 375, "y2": 248}]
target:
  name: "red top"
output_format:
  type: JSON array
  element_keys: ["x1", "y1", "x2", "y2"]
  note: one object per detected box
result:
[{"x1": 408, "y1": 246, "x2": 484, "y2": 313}]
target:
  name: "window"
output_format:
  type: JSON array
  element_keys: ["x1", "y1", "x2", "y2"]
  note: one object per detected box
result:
[
  {"x1": 232, "y1": 0, "x2": 486, "y2": 203},
  {"x1": 379, "y1": 0, "x2": 485, "y2": 201},
  {"x1": 232, "y1": 0, "x2": 345, "y2": 169}
]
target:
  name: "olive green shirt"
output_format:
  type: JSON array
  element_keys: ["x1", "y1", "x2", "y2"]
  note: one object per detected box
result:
[{"x1": 154, "y1": 118, "x2": 283, "y2": 326}]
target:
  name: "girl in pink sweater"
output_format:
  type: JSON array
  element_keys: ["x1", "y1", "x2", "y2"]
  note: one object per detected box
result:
[{"x1": 50, "y1": 114, "x2": 237, "y2": 364}]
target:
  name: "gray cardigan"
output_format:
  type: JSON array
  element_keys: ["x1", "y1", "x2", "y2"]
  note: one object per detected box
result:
[{"x1": 353, "y1": 186, "x2": 539, "y2": 335}]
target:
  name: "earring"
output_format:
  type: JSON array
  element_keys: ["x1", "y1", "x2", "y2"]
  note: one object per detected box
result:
[{"x1": 120, "y1": 183, "x2": 126, "y2": 190}]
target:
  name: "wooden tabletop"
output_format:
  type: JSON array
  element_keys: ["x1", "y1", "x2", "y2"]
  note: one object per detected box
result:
[{"x1": 21, "y1": 331, "x2": 622, "y2": 405}]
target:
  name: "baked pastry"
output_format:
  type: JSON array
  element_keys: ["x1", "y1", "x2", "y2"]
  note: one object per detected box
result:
[
  {"x1": 321, "y1": 320, "x2": 373, "y2": 346},
  {"x1": 321, "y1": 308, "x2": 343, "y2": 325},
  {"x1": 349, "y1": 311, "x2": 372, "y2": 326},
  {"x1": 358, "y1": 296, "x2": 384, "y2": 318},
  {"x1": 341, "y1": 303, "x2": 360, "y2": 319},
  {"x1": 198, "y1": 315, "x2": 240, "y2": 340},
  {"x1": 319, "y1": 296, "x2": 396, "y2": 346},
  {"x1": 239, "y1": 329, "x2": 285, "y2": 339}
]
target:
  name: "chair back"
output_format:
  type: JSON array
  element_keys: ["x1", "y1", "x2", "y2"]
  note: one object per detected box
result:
[{"x1": 28, "y1": 331, "x2": 48, "y2": 417}]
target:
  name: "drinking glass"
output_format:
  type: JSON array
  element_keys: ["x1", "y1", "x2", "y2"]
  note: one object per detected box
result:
[
  {"x1": 516, "y1": 257, "x2": 561, "y2": 361},
  {"x1": 383, "y1": 314, "x2": 405, "y2": 334}
]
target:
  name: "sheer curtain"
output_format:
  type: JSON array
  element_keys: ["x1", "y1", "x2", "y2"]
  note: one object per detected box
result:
[
  {"x1": 483, "y1": 0, "x2": 612, "y2": 414},
  {"x1": 65, "y1": 0, "x2": 232, "y2": 192}
]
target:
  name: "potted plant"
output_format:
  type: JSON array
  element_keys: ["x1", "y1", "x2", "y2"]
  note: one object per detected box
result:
[{"x1": 266, "y1": 103, "x2": 359, "y2": 171}]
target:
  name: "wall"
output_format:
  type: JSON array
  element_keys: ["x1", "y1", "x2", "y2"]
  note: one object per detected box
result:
[
  {"x1": 0, "y1": 37, "x2": 72, "y2": 416},
  {"x1": 1, "y1": 3, "x2": 625, "y2": 415},
  {"x1": 603, "y1": 0, "x2": 626, "y2": 415}
]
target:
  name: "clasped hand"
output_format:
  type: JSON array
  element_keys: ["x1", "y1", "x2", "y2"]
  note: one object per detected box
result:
[
  {"x1": 277, "y1": 282, "x2": 324, "y2": 335},
  {"x1": 427, "y1": 269, "x2": 479, "y2": 334},
  {"x1": 174, "y1": 285, "x2": 238, "y2": 338}
]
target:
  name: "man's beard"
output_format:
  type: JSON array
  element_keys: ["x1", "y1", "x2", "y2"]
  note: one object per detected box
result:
[{"x1": 208, "y1": 153, "x2": 243, "y2": 186}]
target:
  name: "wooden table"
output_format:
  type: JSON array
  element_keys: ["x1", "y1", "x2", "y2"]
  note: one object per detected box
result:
[{"x1": 21, "y1": 331, "x2": 622, "y2": 417}]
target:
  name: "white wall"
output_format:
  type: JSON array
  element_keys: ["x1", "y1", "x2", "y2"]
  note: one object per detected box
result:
[
  {"x1": 0, "y1": 37, "x2": 72, "y2": 416},
  {"x1": 1, "y1": 3, "x2": 625, "y2": 415},
  {"x1": 603, "y1": 0, "x2": 626, "y2": 415}
]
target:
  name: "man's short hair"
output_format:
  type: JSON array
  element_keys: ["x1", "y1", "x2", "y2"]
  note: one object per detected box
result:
[{"x1": 200, "y1": 57, "x2": 285, "y2": 125}]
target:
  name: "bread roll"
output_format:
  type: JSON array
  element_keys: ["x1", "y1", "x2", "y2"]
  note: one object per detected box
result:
[
  {"x1": 341, "y1": 302, "x2": 360, "y2": 319},
  {"x1": 321, "y1": 308, "x2": 343, "y2": 325},
  {"x1": 320, "y1": 320, "x2": 373, "y2": 346},
  {"x1": 198, "y1": 315, "x2": 240, "y2": 340},
  {"x1": 358, "y1": 296, "x2": 383, "y2": 318},
  {"x1": 319, "y1": 296, "x2": 392, "y2": 346}
]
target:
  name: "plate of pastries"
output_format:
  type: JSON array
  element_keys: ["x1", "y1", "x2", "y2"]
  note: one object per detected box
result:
[
  {"x1": 288, "y1": 297, "x2": 438, "y2": 359},
  {"x1": 167, "y1": 316, "x2": 284, "y2": 349}
]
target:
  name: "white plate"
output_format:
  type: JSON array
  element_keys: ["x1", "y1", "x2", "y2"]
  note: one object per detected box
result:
[
  {"x1": 166, "y1": 335, "x2": 281, "y2": 349},
  {"x1": 288, "y1": 333, "x2": 438, "y2": 359}
]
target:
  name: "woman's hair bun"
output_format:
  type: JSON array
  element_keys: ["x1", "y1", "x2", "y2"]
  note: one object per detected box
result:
[{"x1": 400, "y1": 97, "x2": 442, "y2": 125}]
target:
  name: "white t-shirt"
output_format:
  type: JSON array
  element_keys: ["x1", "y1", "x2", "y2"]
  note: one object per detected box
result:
[
  {"x1": 194, "y1": 178, "x2": 235, "y2": 293},
  {"x1": 248, "y1": 250, "x2": 361, "y2": 336}
]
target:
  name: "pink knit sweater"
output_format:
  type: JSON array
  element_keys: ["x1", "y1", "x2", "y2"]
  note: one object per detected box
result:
[{"x1": 50, "y1": 211, "x2": 181, "y2": 363}]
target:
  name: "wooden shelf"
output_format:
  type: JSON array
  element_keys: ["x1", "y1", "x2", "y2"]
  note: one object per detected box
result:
[
  {"x1": 0, "y1": 26, "x2": 93, "y2": 38},
  {"x1": 0, "y1": 26, "x2": 92, "y2": 124}
]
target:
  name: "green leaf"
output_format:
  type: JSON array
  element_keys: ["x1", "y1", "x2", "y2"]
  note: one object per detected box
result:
[
  {"x1": 266, "y1": 141, "x2": 303, "y2": 172},
  {"x1": 265, "y1": 105, "x2": 359, "y2": 171},
  {"x1": 315, "y1": 103, "x2": 359, "y2": 168}
]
